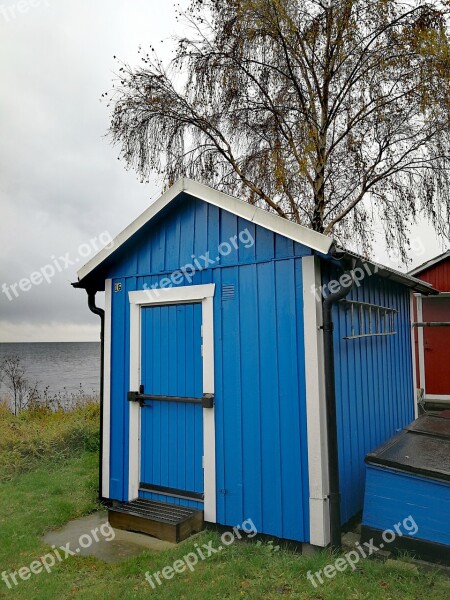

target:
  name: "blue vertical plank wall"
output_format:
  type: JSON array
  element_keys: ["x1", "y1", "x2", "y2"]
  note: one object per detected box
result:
[
  {"x1": 322, "y1": 264, "x2": 415, "y2": 524},
  {"x1": 363, "y1": 465, "x2": 450, "y2": 547},
  {"x1": 103, "y1": 193, "x2": 312, "y2": 542}
]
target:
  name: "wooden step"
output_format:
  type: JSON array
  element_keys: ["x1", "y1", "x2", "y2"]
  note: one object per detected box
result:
[{"x1": 108, "y1": 498, "x2": 204, "y2": 543}]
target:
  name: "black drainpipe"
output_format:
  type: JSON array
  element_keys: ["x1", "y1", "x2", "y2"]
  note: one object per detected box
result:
[
  {"x1": 322, "y1": 255, "x2": 355, "y2": 551},
  {"x1": 87, "y1": 289, "x2": 105, "y2": 503}
]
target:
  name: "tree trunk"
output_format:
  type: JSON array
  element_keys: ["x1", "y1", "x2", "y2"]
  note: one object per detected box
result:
[{"x1": 312, "y1": 132, "x2": 327, "y2": 233}]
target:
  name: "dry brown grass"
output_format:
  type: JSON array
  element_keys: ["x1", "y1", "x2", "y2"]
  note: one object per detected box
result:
[{"x1": 0, "y1": 399, "x2": 100, "y2": 482}]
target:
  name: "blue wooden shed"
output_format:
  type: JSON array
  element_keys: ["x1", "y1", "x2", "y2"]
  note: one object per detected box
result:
[
  {"x1": 74, "y1": 178, "x2": 435, "y2": 546},
  {"x1": 362, "y1": 413, "x2": 450, "y2": 562}
]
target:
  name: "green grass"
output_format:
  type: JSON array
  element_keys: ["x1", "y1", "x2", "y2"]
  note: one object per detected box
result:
[
  {"x1": 0, "y1": 451, "x2": 450, "y2": 599},
  {"x1": 0, "y1": 401, "x2": 100, "y2": 482}
]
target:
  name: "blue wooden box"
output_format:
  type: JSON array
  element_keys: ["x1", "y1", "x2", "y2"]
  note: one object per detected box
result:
[{"x1": 362, "y1": 413, "x2": 450, "y2": 563}]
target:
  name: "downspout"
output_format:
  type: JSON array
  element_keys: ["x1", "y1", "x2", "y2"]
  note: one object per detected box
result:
[
  {"x1": 87, "y1": 289, "x2": 105, "y2": 503},
  {"x1": 322, "y1": 255, "x2": 355, "y2": 551}
]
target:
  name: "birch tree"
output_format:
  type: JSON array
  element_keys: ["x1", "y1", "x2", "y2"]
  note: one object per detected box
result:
[{"x1": 107, "y1": 0, "x2": 450, "y2": 258}]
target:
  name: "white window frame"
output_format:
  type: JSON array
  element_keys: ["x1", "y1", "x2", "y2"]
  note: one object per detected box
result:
[{"x1": 128, "y1": 284, "x2": 216, "y2": 523}]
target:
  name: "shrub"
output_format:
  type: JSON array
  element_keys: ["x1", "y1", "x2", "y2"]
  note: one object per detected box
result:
[{"x1": 0, "y1": 399, "x2": 100, "y2": 482}]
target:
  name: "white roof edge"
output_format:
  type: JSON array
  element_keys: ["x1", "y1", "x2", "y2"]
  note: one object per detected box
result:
[
  {"x1": 77, "y1": 177, "x2": 334, "y2": 282},
  {"x1": 408, "y1": 250, "x2": 450, "y2": 277}
]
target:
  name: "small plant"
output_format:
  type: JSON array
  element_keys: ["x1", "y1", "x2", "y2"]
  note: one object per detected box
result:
[
  {"x1": 38, "y1": 383, "x2": 98, "y2": 412},
  {"x1": 0, "y1": 354, "x2": 39, "y2": 415},
  {"x1": 0, "y1": 355, "x2": 98, "y2": 414},
  {"x1": 255, "y1": 539, "x2": 281, "y2": 554}
]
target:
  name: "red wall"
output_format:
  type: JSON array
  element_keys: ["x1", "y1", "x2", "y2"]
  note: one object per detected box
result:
[
  {"x1": 413, "y1": 256, "x2": 450, "y2": 399},
  {"x1": 415, "y1": 257, "x2": 450, "y2": 292}
]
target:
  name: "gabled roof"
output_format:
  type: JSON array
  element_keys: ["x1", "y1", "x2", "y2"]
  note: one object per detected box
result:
[
  {"x1": 408, "y1": 250, "x2": 450, "y2": 277},
  {"x1": 75, "y1": 177, "x2": 437, "y2": 295},
  {"x1": 77, "y1": 177, "x2": 334, "y2": 282}
]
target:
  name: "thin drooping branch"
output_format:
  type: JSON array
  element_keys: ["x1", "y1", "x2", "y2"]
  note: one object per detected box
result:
[{"x1": 106, "y1": 0, "x2": 450, "y2": 259}]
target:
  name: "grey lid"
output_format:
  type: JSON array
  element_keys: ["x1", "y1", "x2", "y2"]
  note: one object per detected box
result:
[{"x1": 365, "y1": 414, "x2": 450, "y2": 483}]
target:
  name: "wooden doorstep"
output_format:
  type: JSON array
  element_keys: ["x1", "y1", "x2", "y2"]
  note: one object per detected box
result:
[{"x1": 108, "y1": 498, "x2": 204, "y2": 544}]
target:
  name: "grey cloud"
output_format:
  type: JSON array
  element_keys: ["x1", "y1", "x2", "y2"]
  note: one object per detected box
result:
[
  {"x1": 0, "y1": 0, "x2": 443, "y2": 341},
  {"x1": 0, "y1": 0, "x2": 179, "y2": 340}
]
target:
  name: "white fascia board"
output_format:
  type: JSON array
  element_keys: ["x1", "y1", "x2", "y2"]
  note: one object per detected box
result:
[
  {"x1": 77, "y1": 178, "x2": 186, "y2": 281},
  {"x1": 77, "y1": 178, "x2": 333, "y2": 282}
]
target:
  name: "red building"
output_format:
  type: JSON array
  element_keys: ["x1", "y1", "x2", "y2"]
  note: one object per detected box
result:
[{"x1": 410, "y1": 251, "x2": 450, "y2": 407}]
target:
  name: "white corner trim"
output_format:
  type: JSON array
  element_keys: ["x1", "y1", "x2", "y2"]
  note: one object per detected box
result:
[
  {"x1": 302, "y1": 255, "x2": 330, "y2": 547},
  {"x1": 77, "y1": 178, "x2": 333, "y2": 281},
  {"x1": 102, "y1": 279, "x2": 112, "y2": 498},
  {"x1": 410, "y1": 292, "x2": 419, "y2": 420},
  {"x1": 416, "y1": 294, "x2": 426, "y2": 394},
  {"x1": 127, "y1": 283, "x2": 217, "y2": 523}
]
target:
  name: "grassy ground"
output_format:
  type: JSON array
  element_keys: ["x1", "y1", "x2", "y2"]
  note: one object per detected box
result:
[
  {"x1": 0, "y1": 413, "x2": 450, "y2": 598},
  {"x1": 0, "y1": 401, "x2": 99, "y2": 482}
]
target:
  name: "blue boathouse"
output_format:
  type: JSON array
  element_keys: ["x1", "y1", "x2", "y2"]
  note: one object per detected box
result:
[{"x1": 74, "y1": 178, "x2": 434, "y2": 546}]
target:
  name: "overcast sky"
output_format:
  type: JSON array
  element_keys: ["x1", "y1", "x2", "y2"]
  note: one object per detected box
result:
[{"x1": 0, "y1": 0, "x2": 444, "y2": 342}]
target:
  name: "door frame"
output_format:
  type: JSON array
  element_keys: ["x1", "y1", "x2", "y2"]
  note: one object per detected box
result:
[
  {"x1": 128, "y1": 284, "x2": 216, "y2": 522},
  {"x1": 415, "y1": 292, "x2": 450, "y2": 404}
]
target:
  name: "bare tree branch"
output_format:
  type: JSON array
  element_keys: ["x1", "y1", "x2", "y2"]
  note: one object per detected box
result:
[{"x1": 106, "y1": 0, "x2": 450, "y2": 257}]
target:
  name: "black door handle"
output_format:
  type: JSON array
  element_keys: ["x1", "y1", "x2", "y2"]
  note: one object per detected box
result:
[{"x1": 127, "y1": 391, "x2": 214, "y2": 408}]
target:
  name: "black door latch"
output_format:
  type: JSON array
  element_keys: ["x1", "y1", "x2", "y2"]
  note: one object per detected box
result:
[{"x1": 127, "y1": 390, "x2": 214, "y2": 408}]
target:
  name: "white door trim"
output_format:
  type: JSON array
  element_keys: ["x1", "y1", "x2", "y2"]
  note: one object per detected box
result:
[
  {"x1": 416, "y1": 294, "x2": 426, "y2": 393},
  {"x1": 128, "y1": 284, "x2": 216, "y2": 523},
  {"x1": 410, "y1": 292, "x2": 419, "y2": 419},
  {"x1": 102, "y1": 279, "x2": 112, "y2": 498},
  {"x1": 302, "y1": 255, "x2": 330, "y2": 547}
]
